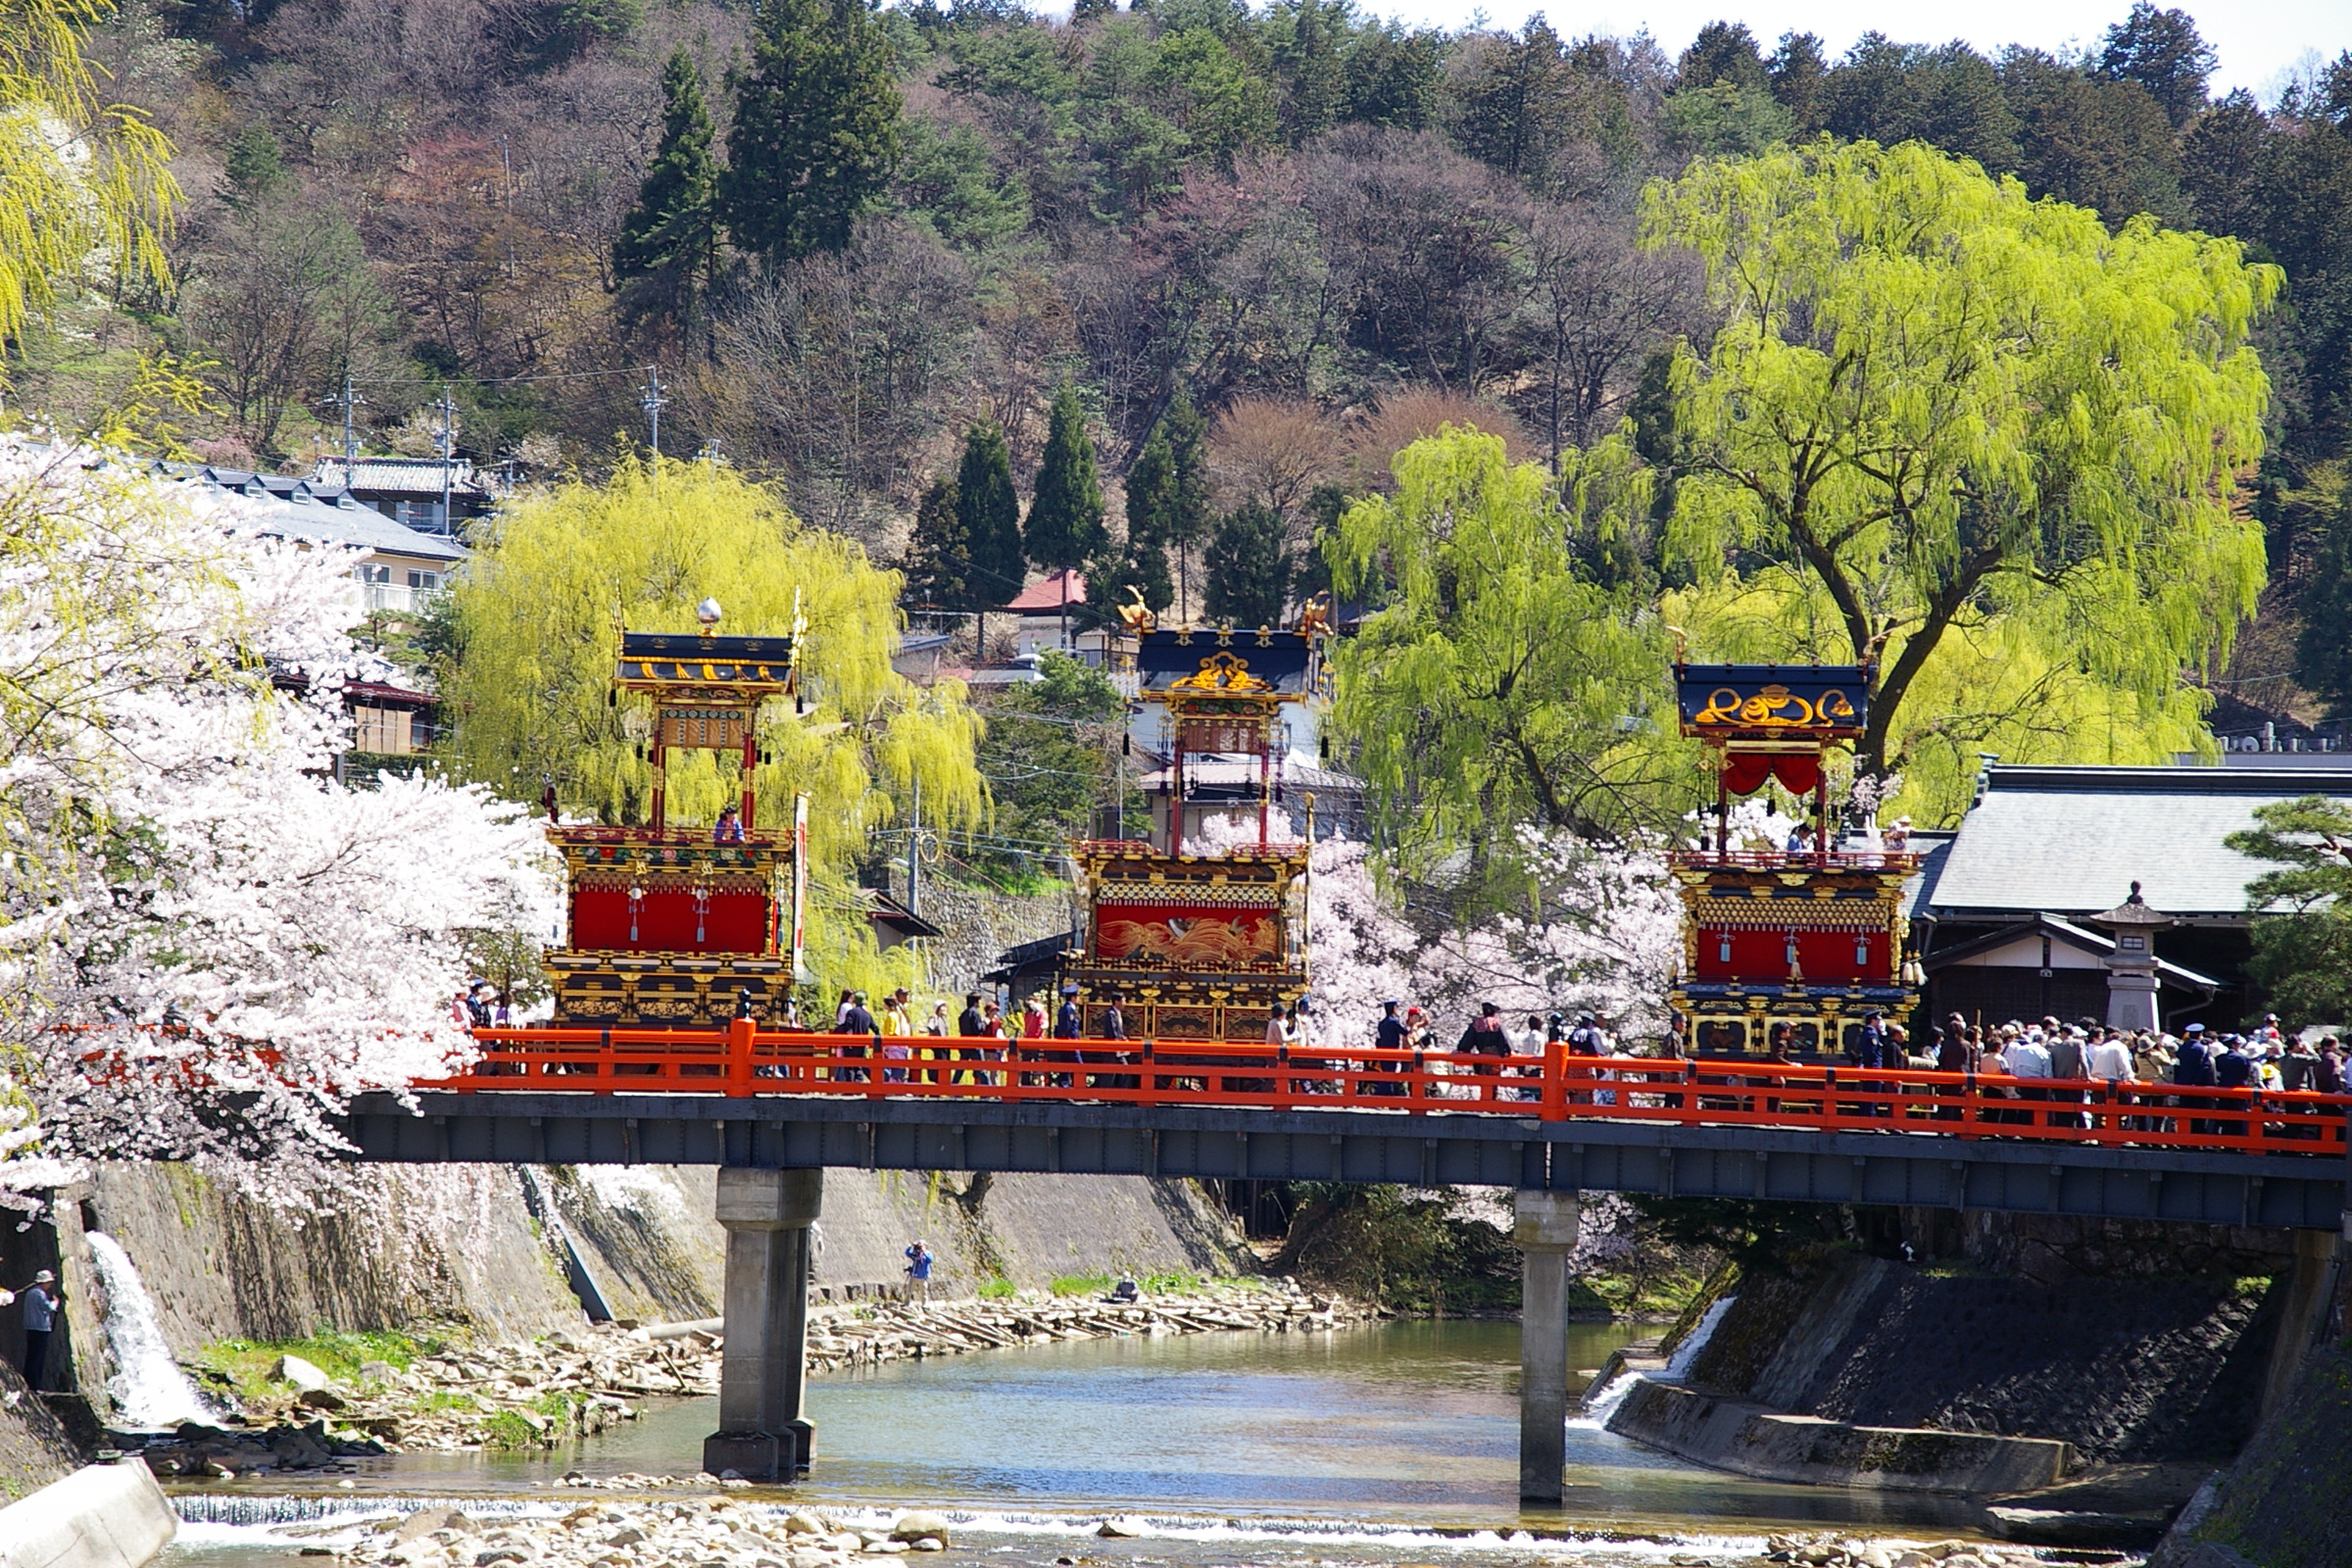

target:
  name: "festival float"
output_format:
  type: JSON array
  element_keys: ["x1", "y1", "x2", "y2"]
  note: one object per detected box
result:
[
  {"x1": 1058, "y1": 602, "x2": 1330, "y2": 1041},
  {"x1": 539, "y1": 601, "x2": 808, "y2": 1028},
  {"x1": 1667, "y1": 658, "x2": 1920, "y2": 1057}
]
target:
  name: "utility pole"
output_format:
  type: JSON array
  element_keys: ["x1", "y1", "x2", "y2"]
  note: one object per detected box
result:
[
  {"x1": 434, "y1": 386, "x2": 458, "y2": 535},
  {"x1": 323, "y1": 372, "x2": 365, "y2": 468},
  {"x1": 906, "y1": 774, "x2": 921, "y2": 920},
  {"x1": 642, "y1": 366, "x2": 667, "y2": 460}
]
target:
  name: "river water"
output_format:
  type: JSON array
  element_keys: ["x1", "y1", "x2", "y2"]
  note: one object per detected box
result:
[{"x1": 167, "y1": 1320, "x2": 1985, "y2": 1568}]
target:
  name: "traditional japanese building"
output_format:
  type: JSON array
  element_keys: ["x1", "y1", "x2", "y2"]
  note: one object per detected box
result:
[
  {"x1": 1667, "y1": 661, "x2": 1920, "y2": 1057},
  {"x1": 541, "y1": 604, "x2": 807, "y2": 1028},
  {"x1": 1060, "y1": 612, "x2": 1327, "y2": 1040}
]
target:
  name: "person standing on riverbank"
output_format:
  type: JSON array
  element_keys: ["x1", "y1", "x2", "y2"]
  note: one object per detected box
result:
[
  {"x1": 905, "y1": 1241, "x2": 933, "y2": 1303},
  {"x1": 19, "y1": 1269, "x2": 56, "y2": 1390}
]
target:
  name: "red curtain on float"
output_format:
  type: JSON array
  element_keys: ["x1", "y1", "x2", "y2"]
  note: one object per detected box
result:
[{"x1": 1719, "y1": 752, "x2": 1822, "y2": 798}]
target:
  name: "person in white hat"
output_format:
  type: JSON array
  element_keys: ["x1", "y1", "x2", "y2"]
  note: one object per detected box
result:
[{"x1": 18, "y1": 1269, "x2": 57, "y2": 1389}]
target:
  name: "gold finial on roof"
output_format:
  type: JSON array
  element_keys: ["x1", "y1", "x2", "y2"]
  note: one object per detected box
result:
[{"x1": 1117, "y1": 585, "x2": 1155, "y2": 634}]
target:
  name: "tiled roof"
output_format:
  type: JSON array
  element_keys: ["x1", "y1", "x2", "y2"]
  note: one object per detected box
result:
[
  {"x1": 1926, "y1": 764, "x2": 2352, "y2": 920},
  {"x1": 312, "y1": 458, "x2": 487, "y2": 496},
  {"x1": 161, "y1": 472, "x2": 471, "y2": 564},
  {"x1": 1923, "y1": 911, "x2": 2221, "y2": 991},
  {"x1": 245, "y1": 494, "x2": 469, "y2": 563},
  {"x1": 1004, "y1": 569, "x2": 1085, "y2": 612},
  {"x1": 117, "y1": 454, "x2": 469, "y2": 564},
  {"x1": 347, "y1": 679, "x2": 439, "y2": 706}
]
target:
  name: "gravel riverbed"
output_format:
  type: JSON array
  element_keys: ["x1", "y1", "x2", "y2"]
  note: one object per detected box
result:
[{"x1": 323, "y1": 1500, "x2": 2106, "y2": 1568}]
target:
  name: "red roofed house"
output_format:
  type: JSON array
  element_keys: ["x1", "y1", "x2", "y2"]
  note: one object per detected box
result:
[{"x1": 1004, "y1": 569, "x2": 1121, "y2": 662}]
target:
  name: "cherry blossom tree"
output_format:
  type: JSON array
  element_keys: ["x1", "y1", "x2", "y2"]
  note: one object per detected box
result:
[
  {"x1": 1303, "y1": 830, "x2": 1682, "y2": 1050},
  {"x1": 0, "y1": 441, "x2": 553, "y2": 1207}
]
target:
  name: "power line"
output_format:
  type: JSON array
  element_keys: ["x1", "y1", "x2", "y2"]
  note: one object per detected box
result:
[{"x1": 326, "y1": 366, "x2": 651, "y2": 392}]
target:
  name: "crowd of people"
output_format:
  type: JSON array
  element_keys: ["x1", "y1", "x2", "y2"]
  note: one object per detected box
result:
[{"x1": 1925, "y1": 1012, "x2": 2344, "y2": 1094}]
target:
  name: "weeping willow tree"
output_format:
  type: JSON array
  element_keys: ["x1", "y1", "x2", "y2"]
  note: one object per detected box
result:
[
  {"x1": 441, "y1": 456, "x2": 985, "y2": 998},
  {"x1": 1642, "y1": 140, "x2": 2276, "y2": 788},
  {"x1": 1324, "y1": 425, "x2": 1693, "y2": 905},
  {"x1": 0, "y1": 0, "x2": 178, "y2": 361}
]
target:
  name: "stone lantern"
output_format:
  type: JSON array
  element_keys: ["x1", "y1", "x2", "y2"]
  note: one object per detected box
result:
[{"x1": 2089, "y1": 881, "x2": 2172, "y2": 1033}]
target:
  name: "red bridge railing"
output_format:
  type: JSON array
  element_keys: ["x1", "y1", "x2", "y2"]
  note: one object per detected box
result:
[{"x1": 422, "y1": 1025, "x2": 2352, "y2": 1161}]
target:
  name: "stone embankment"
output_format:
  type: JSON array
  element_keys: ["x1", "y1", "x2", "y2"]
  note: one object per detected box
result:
[{"x1": 143, "y1": 1286, "x2": 1369, "y2": 1478}]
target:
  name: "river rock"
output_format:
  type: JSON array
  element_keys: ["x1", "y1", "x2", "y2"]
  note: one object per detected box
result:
[
  {"x1": 395, "y1": 1504, "x2": 472, "y2": 1542},
  {"x1": 1097, "y1": 1518, "x2": 1145, "y2": 1538},
  {"x1": 276, "y1": 1354, "x2": 334, "y2": 1393},
  {"x1": 889, "y1": 1514, "x2": 951, "y2": 1545},
  {"x1": 783, "y1": 1512, "x2": 830, "y2": 1537}
]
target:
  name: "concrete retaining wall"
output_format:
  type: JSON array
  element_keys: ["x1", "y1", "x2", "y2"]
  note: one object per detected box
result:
[
  {"x1": 0, "y1": 1459, "x2": 174, "y2": 1568},
  {"x1": 1676, "y1": 1247, "x2": 2277, "y2": 1466},
  {"x1": 71, "y1": 1162, "x2": 1249, "y2": 1390},
  {"x1": 1608, "y1": 1377, "x2": 2071, "y2": 1494}
]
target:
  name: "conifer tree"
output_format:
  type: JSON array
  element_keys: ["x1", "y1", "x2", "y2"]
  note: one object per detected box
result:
[
  {"x1": 955, "y1": 424, "x2": 1024, "y2": 610},
  {"x1": 1118, "y1": 423, "x2": 1180, "y2": 614},
  {"x1": 722, "y1": 0, "x2": 902, "y2": 266},
  {"x1": 1203, "y1": 502, "x2": 1291, "y2": 627},
  {"x1": 1277, "y1": 0, "x2": 1345, "y2": 144},
  {"x1": 2297, "y1": 484, "x2": 2352, "y2": 717},
  {"x1": 1023, "y1": 385, "x2": 1107, "y2": 574},
  {"x1": 902, "y1": 475, "x2": 972, "y2": 612},
  {"x1": 1149, "y1": 388, "x2": 1213, "y2": 619},
  {"x1": 614, "y1": 47, "x2": 720, "y2": 340}
]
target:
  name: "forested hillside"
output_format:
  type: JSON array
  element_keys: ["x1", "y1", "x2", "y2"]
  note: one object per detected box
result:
[{"x1": 8, "y1": 0, "x2": 2352, "y2": 729}]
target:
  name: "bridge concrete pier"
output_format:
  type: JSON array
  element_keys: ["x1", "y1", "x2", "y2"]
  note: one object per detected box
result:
[
  {"x1": 1514, "y1": 1189, "x2": 1581, "y2": 1505},
  {"x1": 704, "y1": 1166, "x2": 822, "y2": 1482}
]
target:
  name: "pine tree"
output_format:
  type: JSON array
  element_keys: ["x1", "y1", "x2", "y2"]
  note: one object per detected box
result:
[
  {"x1": 2296, "y1": 483, "x2": 2352, "y2": 717},
  {"x1": 721, "y1": 0, "x2": 902, "y2": 267},
  {"x1": 614, "y1": 47, "x2": 720, "y2": 341},
  {"x1": 1277, "y1": 0, "x2": 1344, "y2": 145},
  {"x1": 1767, "y1": 31, "x2": 1829, "y2": 133},
  {"x1": 1119, "y1": 423, "x2": 1180, "y2": 614},
  {"x1": 222, "y1": 122, "x2": 289, "y2": 210},
  {"x1": 1677, "y1": 21, "x2": 1768, "y2": 92},
  {"x1": 1157, "y1": 388, "x2": 1213, "y2": 619},
  {"x1": 955, "y1": 424, "x2": 1024, "y2": 609},
  {"x1": 1203, "y1": 502, "x2": 1291, "y2": 627},
  {"x1": 1023, "y1": 385, "x2": 1107, "y2": 573},
  {"x1": 902, "y1": 475, "x2": 973, "y2": 612},
  {"x1": 2095, "y1": 2, "x2": 2216, "y2": 130}
]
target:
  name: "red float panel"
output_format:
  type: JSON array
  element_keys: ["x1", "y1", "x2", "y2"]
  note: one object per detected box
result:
[
  {"x1": 569, "y1": 888, "x2": 772, "y2": 954},
  {"x1": 1693, "y1": 928, "x2": 1886, "y2": 986}
]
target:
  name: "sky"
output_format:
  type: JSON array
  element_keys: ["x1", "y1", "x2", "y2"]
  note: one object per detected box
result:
[{"x1": 1321, "y1": 0, "x2": 2345, "y2": 99}]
